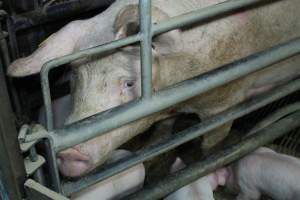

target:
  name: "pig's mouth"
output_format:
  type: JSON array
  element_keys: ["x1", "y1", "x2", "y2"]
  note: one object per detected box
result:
[{"x1": 57, "y1": 148, "x2": 94, "y2": 177}]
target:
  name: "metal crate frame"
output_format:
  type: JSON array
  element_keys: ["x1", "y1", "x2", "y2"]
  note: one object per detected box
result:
[{"x1": 10, "y1": 0, "x2": 300, "y2": 199}]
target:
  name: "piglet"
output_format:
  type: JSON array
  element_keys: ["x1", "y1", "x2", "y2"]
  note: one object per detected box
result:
[
  {"x1": 226, "y1": 147, "x2": 300, "y2": 200},
  {"x1": 71, "y1": 150, "x2": 145, "y2": 200},
  {"x1": 165, "y1": 158, "x2": 228, "y2": 200}
]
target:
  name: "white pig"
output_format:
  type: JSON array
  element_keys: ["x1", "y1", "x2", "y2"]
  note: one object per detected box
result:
[
  {"x1": 165, "y1": 158, "x2": 228, "y2": 200},
  {"x1": 70, "y1": 150, "x2": 145, "y2": 200},
  {"x1": 8, "y1": 0, "x2": 300, "y2": 178},
  {"x1": 225, "y1": 147, "x2": 300, "y2": 200}
]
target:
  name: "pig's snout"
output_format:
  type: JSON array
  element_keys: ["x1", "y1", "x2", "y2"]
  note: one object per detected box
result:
[{"x1": 57, "y1": 147, "x2": 93, "y2": 177}]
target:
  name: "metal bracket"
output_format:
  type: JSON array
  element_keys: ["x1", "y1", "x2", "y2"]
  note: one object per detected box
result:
[
  {"x1": 25, "y1": 179, "x2": 69, "y2": 200},
  {"x1": 24, "y1": 155, "x2": 46, "y2": 177},
  {"x1": 18, "y1": 125, "x2": 48, "y2": 177}
]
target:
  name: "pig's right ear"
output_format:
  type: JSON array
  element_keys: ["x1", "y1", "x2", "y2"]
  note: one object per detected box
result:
[
  {"x1": 7, "y1": 22, "x2": 80, "y2": 77},
  {"x1": 113, "y1": 5, "x2": 182, "y2": 54}
]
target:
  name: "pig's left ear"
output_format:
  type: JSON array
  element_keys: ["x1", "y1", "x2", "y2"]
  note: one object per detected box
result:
[{"x1": 114, "y1": 5, "x2": 182, "y2": 54}]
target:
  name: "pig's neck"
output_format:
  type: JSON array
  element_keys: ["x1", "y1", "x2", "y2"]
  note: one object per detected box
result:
[{"x1": 156, "y1": 53, "x2": 211, "y2": 90}]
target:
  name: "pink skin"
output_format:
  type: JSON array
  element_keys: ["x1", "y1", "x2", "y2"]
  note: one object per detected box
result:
[
  {"x1": 165, "y1": 158, "x2": 229, "y2": 200},
  {"x1": 225, "y1": 147, "x2": 300, "y2": 200},
  {"x1": 57, "y1": 147, "x2": 93, "y2": 177},
  {"x1": 71, "y1": 150, "x2": 145, "y2": 200}
]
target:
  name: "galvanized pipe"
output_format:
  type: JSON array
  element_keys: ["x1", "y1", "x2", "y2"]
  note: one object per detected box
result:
[
  {"x1": 62, "y1": 78, "x2": 300, "y2": 195},
  {"x1": 41, "y1": 0, "x2": 269, "y2": 131},
  {"x1": 152, "y1": 0, "x2": 270, "y2": 36},
  {"x1": 139, "y1": 0, "x2": 153, "y2": 99},
  {"x1": 51, "y1": 36, "x2": 300, "y2": 152},
  {"x1": 128, "y1": 110, "x2": 300, "y2": 200}
]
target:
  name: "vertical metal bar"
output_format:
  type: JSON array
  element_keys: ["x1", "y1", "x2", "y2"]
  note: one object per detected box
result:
[
  {"x1": 0, "y1": 57, "x2": 25, "y2": 200},
  {"x1": 44, "y1": 139, "x2": 62, "y2": 193},
  {"x1": 139, "y1": 0, "x2": 153, "y2": 99},
  {"x1": 41, "y1": 67, "x2": 54, "y2": 131}
]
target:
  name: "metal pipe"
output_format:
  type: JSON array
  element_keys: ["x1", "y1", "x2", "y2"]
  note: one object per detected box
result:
[
  {"x1": 44, "y1": 138, "x2": 62, "y2": 193},
  {"x1": 152, "y1": 0, "x2": 271, "y2": 36},
  {"x1": 139, "y1": 0, "x2": 153, "y2": 99},
  {"x1": 62, "y1": 78, "x2": 300, "y2": 195},
  {"x1": 128, "y1": 110, "x2": 300, "y2": 200},
  {"x1": 51, "y1": 36, "x2": 300, "y2": 152},
  {"x1": 41, "y1": 0, "x2": 269, "y2": 130}
]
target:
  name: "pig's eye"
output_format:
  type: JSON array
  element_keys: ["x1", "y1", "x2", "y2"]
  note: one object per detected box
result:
[{"x1": 124, "y1": 80, "x2": 135, "y2": 88}]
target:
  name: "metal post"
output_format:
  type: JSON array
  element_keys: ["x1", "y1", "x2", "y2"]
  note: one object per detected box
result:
[
  {"x1": 0, "y1": 57, "x2": 25, "y2": 200},
  {"x1": 139, "y1": 0, "x2": 153, "y2": 98}
]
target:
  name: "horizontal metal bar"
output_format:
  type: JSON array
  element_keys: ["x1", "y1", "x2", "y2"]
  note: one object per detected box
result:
[
  {"x1": 127, "y1": 110, "x2": 300, "y2": 200},
  {"x1": 153, "y1": 0, "x2": 268, "y2": 35},
  {"x1": 62, "y1": 78, "x2": 300, "y2": 195},
  {"x1": 51, "y1": 36, "x2": 300, "y2": 152},
  {"x1": 41, "y1": 0, "x2": 267, "y2": 130},
  {"x1": 25, "y1": 179, "x2": 69, "y2": 200},
  {"x1": 139, "y1": 0, "x2": 153, "y2": 99}
]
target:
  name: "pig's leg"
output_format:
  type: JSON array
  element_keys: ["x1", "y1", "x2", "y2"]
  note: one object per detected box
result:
[
  {"x1": 201, "y1": 121, "x2": 233, "y2": 155},
  {"x1": 236, "y1": 179, "x2": 261, "y2": 200}
]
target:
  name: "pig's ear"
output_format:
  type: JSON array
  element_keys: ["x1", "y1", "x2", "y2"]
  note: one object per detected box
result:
[
  {"x1": 114, "y1": 5, "x2": 182, "y2": 54},
  {"x1": 7, "y1": 22, "x2": 81, "y2": 77}
]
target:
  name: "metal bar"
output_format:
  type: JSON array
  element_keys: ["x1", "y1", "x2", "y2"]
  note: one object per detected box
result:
[
  {"x1": 0, "y1": 57, "x2": 25, "y2": 200},
  {"x1": 41, "y1": 34, "x2": 141, "y2": 130},
  {"x1": 25, "y1": 179, "x2": 69, "y2": 200},
  {"x1": 51, "y1": 36, "x2": 300, "y2": 152},
  {"x1": 41, "y1": 0, "x2": 268, "y2": 131},
  {"x1": 62, "y1": 78, "x2": 300, "y2": 195},
  {"x1": 128, "y1": 110, "x2": 300, "y2": 200},
  {"x1": 139, "y1": 0, "x2": 153, "y2": 98},
  {"x1": 152, "y1": 0, "x2": 271, "y2": 36},
  {"x1": 44, "y1": 139, "x2": 62, "y2": 193}
]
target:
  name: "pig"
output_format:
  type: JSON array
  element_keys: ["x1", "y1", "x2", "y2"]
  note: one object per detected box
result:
[
  {"x1": 225, "y1": 147, "x2": 300, "y2": 200},
  {"x1": 165, "y1": 157, "x2": 228, "y2": 200},
  {"x1": 38, "y1": 95, "x2": 71, "y2": 129},
  {"x1": 70, "y1": 150, "x2": 145, "y2": 200},
  {"x1": 7, "y1": 0, "x2": 300, "y2": 178}
]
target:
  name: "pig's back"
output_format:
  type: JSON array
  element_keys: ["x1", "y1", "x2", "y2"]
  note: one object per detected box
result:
[{"x1": 237, "y1": 151, "x2": 300, "y2": 200}]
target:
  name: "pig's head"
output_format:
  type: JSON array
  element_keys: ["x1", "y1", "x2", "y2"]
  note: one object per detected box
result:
[{"x1": 8, "y1": 4, "x2": 182, "y2": 177}]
